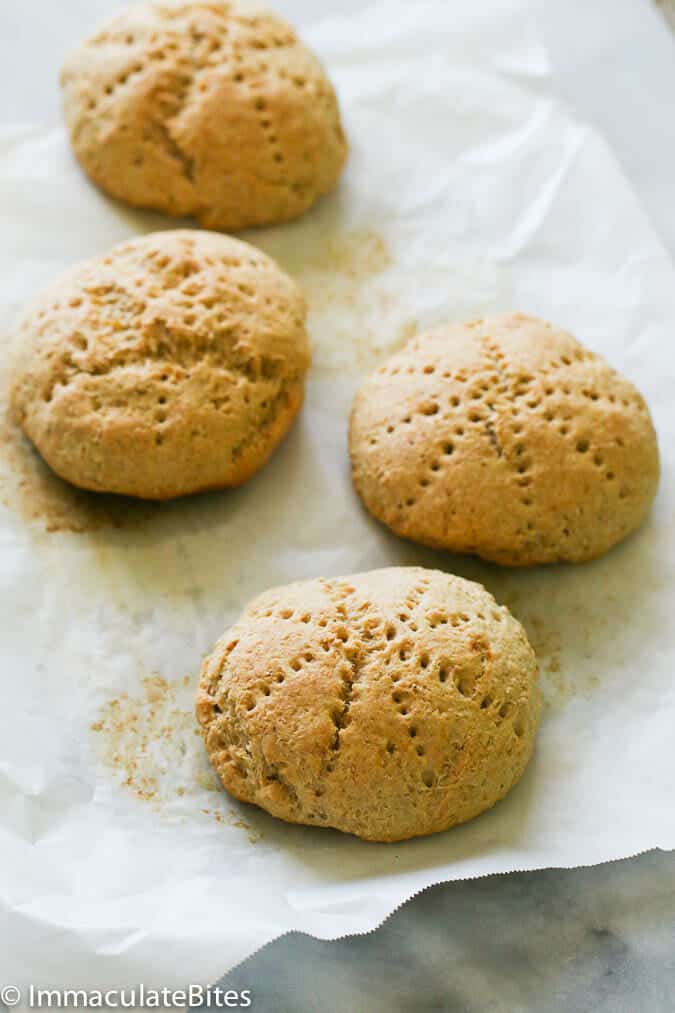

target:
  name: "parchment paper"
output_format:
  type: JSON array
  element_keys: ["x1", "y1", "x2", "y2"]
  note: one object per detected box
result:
[{"x1": 1, "y1": 0, "x2": 674, "y2": 990}]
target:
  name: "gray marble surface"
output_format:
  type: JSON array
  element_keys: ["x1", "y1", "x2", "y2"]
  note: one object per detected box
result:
[
  {"x1": 218, "y1": 850, "x2": 675, "y2": 1012},
  {"x1": 2, "y1": 1, "x2": 675, "y2": 1009}
]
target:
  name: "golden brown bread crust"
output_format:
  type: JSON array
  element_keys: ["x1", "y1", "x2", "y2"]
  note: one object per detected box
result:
[
  {"x1": 349, "y1": 313, "x2": 660, "y2": 566},
  {"x1": 10, "y1": 229, "x2": 310, "y2": 499},
  {"x1": 60, "y1": 2, "x2": 348, "y2": 230},
  {"x1": 196, "y1": 567, "x2": 541, "y2": 842}
]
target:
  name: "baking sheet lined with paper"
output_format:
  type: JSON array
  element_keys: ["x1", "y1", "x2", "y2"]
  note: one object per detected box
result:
[{"x1": 1, "y1": 0, "x2": 674, "y2": 990}]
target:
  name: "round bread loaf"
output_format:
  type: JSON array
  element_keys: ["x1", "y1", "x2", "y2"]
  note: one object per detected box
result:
[
  {"x1": 60, "y1": 2, "x2": 347, "y2": 230},
  {"x1": 196, "y1": 567, "x2": 541, "y2": 842},
  {"x1": 10, "y1": 229, "x2": 309, "y2": 499},
  {"x1": 349, "y1": 313, "x2": 659, "y2": 566}
]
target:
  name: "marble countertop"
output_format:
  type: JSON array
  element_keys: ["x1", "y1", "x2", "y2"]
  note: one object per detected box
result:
[
  {"x1": 219, "y1": 850, "x2": 675, "y2": 1012},
  {"x1": 2, "y1": 0, "x2": 674, "y2": 1009}
]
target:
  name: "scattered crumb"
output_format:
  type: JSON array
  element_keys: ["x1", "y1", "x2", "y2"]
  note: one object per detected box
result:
[
  {"x1": 502, "y1": 603, "x2": 602, "y2": 711},
  {"x1": 233, "y1": 818, "x2": 261, "y2": 844},
  {"x1": 91, "y1": 672, "x2": 259, "y2": 840},
  {"x1": 524, "y1": 616, "x2": 566, "y2": 708},
  {"x1": 258, "y1": 226, "x2": 416, "y2": 375},
  {"x1": 276, "y1": 228, "x2": 392, "y2": 280},
  {"x1": 199, "y1": 808, "x2": 260, "y2": 843}
]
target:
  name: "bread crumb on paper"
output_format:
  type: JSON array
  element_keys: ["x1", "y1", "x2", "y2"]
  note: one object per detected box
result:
[
  {"x1": 91, "y1": 672, "x2": 260, "y2": 840},
  {"x1": 259, "y1": 225, "x2": 417, "y2": 376},
  {"x1": 505, "y1": 602, "x2": 604, "y2": 711}
]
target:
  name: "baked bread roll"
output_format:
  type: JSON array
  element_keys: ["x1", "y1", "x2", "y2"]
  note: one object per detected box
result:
[
  {"x1": 197, "y1": 567, "x2": 541, "y2": 842},
  {"x1": 60, "y1": 2, "x2": 347, "y2": 229},
  {"x1": 10, "y1": 230, "x2": 309, "y2": 499},
  {"x1": 349, "y1": 313, "x2": 659, "y2": 565}
]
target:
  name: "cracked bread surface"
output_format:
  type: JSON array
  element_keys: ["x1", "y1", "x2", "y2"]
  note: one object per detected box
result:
[
  {"x1": 10, "y1": 229, "x2": 309, "y2": 500},
  {"x1": 349, "y1": 313, "x2": 660, "y2": 566},
  {"x1": 196, "y1": 566, "x2": 541, "y2": 842},
  {"x1": 60, "y1": 1, "x2": 348, "y2": 230}
]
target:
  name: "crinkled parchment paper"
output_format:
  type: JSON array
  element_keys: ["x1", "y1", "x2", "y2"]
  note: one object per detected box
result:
[{"x1": 1, "y1": 0, "x2": 674, "y2": 990}]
